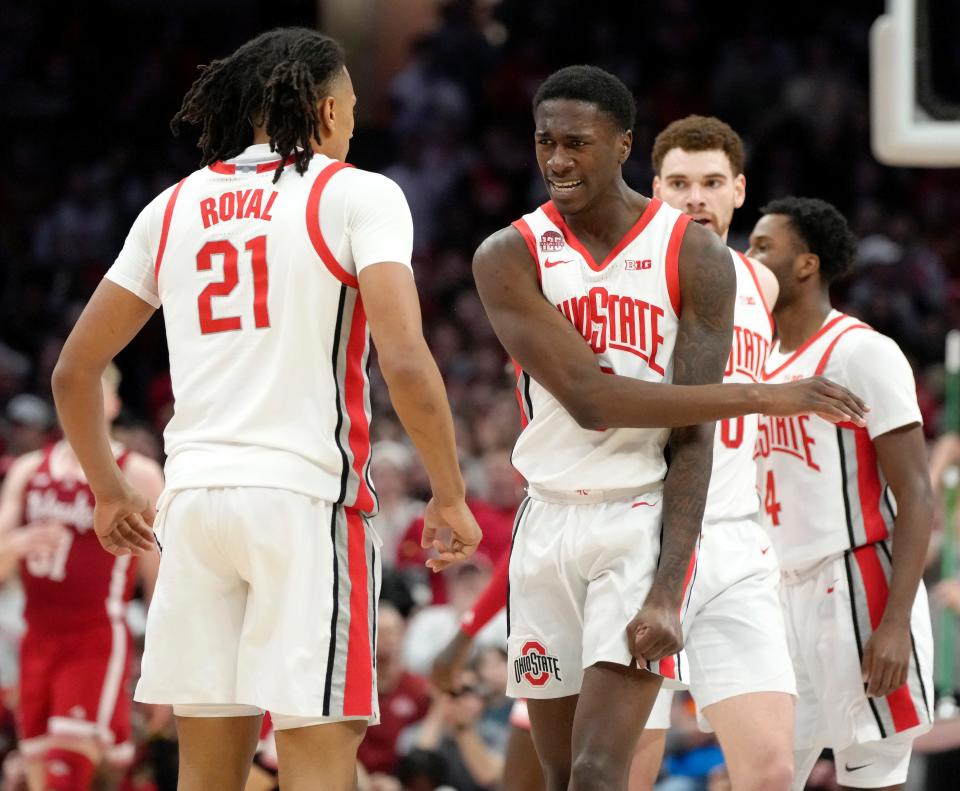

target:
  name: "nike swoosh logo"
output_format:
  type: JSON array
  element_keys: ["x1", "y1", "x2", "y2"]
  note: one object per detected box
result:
[
  {"x1": 844, "y1": 763, "x2": 871, "y2": 772},
  {"x1": 544, "y1": 258, "x2": 573, "y2": 268},
  {"x1": 760, "y1": 546, "x2": 770, "y2": 554}
]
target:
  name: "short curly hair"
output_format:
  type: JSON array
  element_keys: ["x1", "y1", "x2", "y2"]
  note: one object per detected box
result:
[
  {"x1": 533, "y1": 65, "x2": 637, "y2": 132},
  {"x1": 760, "y1": 197, "x2": 858, "y2": 284},
  {"x1": 651, "y1": 115, "x2": 745, "y2": 176}
]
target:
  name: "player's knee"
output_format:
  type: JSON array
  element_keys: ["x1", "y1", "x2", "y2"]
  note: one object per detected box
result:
[
  {"x1": 44, "y1": 748, "x2": 96, "y2": 791},
  {"x1": 734, "y1": 750, "x2": 793, "y2": 791},
  {"x1": 569, "y1": 750, "x2": 622, "y2": 791}
]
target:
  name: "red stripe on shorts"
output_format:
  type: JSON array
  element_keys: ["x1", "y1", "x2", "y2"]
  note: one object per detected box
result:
[
  {"x1": 512, "y1": 360, "x2": 528, "y2": 428},
  {"x1": 342, "y1": 508, "x2": 372, "y2": 716},
  {"x1": 853, "y1": 545, "x2": 920, "y2": 731},
  {"x1": 344, "y1": 297, "x2": 374, "y2": 513}
]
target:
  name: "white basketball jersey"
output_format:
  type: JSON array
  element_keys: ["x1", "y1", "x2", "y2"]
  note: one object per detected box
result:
[
  {"x1": 509, "y1": 198, "x2": 689, "y2": 492},
  {"x1": 756, "y1": 311, "x2": 922, "y2": 570},
  {"x1": 703, "y1": 251, "x2": 774, "y2": 523},
  {"x1": 105, "y1": 145, "x2": 414, "y2": 514}
]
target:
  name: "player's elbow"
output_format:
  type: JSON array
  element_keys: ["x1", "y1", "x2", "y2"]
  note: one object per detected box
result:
[{"x1": 377, "y1": 343, "x2": 432, "y2": 389}]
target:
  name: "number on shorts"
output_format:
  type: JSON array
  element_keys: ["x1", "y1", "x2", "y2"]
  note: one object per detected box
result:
[
  {"x1": 196, "y1": 236, "x2": 270, "y2": 334},
  {"x1": 764, "y1": 469, "x2": 782, "y2": 526}
]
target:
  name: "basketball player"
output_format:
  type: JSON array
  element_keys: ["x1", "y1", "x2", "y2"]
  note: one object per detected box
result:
[
  {"x1": 472, "y1": 66, "x2": 867, "y2": 791},
  {"x1": 626, "y1": 116, "x2": 796, "y2": 791},
  {"x1": 50, "y1": 28, "x2": 481, "y2": 791},
  {"x1": 749, "y1": 197, "x2": 934, "y2": 790},
  {"x1": 0, "y1": 364, "x2": 162, "y2": 791}
]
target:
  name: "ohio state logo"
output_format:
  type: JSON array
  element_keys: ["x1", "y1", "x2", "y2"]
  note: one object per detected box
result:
[
  {"x1": 514, "y1": 640, "x2": 562, "y2": 687},
  {"x1": 539, "y1": 230, "x2": 564, "y2": 253}
]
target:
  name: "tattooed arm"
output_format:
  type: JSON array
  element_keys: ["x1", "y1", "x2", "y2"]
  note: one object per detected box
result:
[{"x1": 629, "y1": 222, "x2": 735, "y2": 663}]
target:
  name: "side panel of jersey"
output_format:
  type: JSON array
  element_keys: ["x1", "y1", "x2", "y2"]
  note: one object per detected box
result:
[
  {"x1": 756, "y1": 313, "x2": 887, "y2": 569},
  {"x1": 20, "y1": 447, "x2": 136, "y2": 632},
  {"x1": 510, "y1": 199, "x2": 686, "y2": 492},
  {"x1": 703, "y1": 252, "x2": 774, "y2": 523},
  {"x1": 154, "y1": 157, "x2": 375, "y2": 512}
]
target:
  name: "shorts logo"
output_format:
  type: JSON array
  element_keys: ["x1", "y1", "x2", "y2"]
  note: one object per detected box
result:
[
  {"x1": 514, "y1": 640, "x2": 562, "y2": 687},
  {"x1": 539, "y1": 230, "x2": 564, "y2": 253}
]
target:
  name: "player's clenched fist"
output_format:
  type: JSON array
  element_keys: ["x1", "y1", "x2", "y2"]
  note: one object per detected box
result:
[
  {"x1": 421, "y1": 497, "x2": 482, "y2": 573},
  {"x1": 626, "y1": 596, "x2": 684, "y2": 664},
  {"x1": 93, "y1": 482, "x2": 157, "y2": 557},
  {"x1": 761, "y1": 376, "x2": 869, "y2": 426}
]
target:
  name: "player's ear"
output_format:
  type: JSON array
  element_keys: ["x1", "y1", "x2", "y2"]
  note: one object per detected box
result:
[
  {"x1": 651, "y1": 174, "x2": 662, "y2": 199},
  {"x1": 794, "y1": 252, "x2": 821, "y2": 281},
  {"x1": 619, "y1": 129, "x2": 632, "y2": 164},
  {"x1": 317, "y1": 95, "x2": 336, "y2": 135},
  {"x1": 733, "y1": 173, "x2": 746, "y2": 209}
]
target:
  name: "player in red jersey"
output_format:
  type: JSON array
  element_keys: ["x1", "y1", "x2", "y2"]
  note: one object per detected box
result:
[
  {"x1": 0, "y1": 364, "x2": 162, "y2": 791},
  {"x1": 50, "y1": 27, "x2": 480, "y2": 791}
]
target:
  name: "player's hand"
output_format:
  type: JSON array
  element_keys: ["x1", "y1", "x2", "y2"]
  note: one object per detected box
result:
[
  {"x1": 421, "y1": 498, "x2": 482, "y2": 573},
  {"x1": 861, "y1": 620, "x2": 911, "y2": 698},
  {"x1": 762, "y1": 377, "x2": 868, "y2": 425},
  {"x1": 13, "y1": 522, "x2": 69, "y2": 559},
  {"x1": 627, "y1": 593, "x2": 683, "y2": 664},
  {"x1": 93, "y1": 482, "x2": 156, "y2": 557},
  {"x1": 431, "y1": 629, "x2": 474, "y2": 693}
]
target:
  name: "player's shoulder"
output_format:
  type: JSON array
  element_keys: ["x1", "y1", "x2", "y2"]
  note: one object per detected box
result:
[
  {"x1": 473, "y1": 224, "x2": 531, "y2": 269},
  {"x1": 831, "y1": 321, "x2": 909, "y2": 372},
  {"x1": 324, "y1": 162, "x2": 405, "y2": 200},
  {"x1": 2, "y1": 450, "x2": 46, "y2": 491}
]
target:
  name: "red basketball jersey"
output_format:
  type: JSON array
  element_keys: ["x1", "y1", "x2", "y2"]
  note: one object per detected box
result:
[{"x1": 20, "y1": 444, "x2": 137, "y2": 632}]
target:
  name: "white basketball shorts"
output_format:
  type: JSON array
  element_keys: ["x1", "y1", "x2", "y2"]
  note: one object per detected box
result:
[
  {"x1": 136, "y1": 487, "x2": 380, "y2": 723},
  {"x1": 782, "y1": 540, "x2": 933, "y2": 785},
  {"x1": 506, "y1": 487, "x2": 691, "y2": 699},
  {"x1": 647, "y1": 516, "x2": 796, "y2": 730}
]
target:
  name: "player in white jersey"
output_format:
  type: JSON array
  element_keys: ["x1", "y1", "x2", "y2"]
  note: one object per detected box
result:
[
  {"x1": 472, "y1": 67, "x2": 867, "y2": 791},
  {"x1": 749, "y1": 197, "x2": 934, "y2": 790},
  {"x1": 50, "y1": 28, "x2": 480, "y2": 791},
  {"x1": 627, "y1": 116, "x2": 796, "y2": 791}
]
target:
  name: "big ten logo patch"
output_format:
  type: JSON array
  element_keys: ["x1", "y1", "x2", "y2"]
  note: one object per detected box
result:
[
  {"x1": 539, "y1": 230, "x2": 564, "y2": 253},
  {"x1": 624, "y1": 259, "x2": 652, "y2": 271},
  {"x1": 514, "y1": 640, "x2": 562, "y2": 687}
]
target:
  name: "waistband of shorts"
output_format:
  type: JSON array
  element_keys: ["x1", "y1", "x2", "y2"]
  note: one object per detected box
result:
[
  {"x1": 525, "y1": 482, "x2": 661, "y2": 504},
  {"x1": 780, "y1": 552, "x2": 843, "y2": 584}
]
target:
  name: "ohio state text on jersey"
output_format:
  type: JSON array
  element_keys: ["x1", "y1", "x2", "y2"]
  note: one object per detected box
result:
[{"x1": 509, "y1": 198, "x2": 689, "y2": 492}]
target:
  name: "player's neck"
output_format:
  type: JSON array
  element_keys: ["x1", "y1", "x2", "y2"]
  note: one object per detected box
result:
[
  {"x1": 562, "y1": 181, "x2": 644, "y2": 245},
  {"x1": 774, "y1": 290, "x2": 833, "y2": 352}
]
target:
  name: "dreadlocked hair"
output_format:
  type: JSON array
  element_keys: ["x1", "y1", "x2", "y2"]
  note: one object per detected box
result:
[{"x1": 171, "y1": 27, "x2": 346, "y2": 183}]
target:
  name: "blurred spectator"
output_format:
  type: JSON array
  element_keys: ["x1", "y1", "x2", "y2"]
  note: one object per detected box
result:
[
  {"x1": 399, "y1": 666, "x2": 506, "y2": 791},
  {"x1": 371, "y1": 441, "x2": 427, "y2": 564},
  {"x1": 0, "y1": 395, "x2": 55, "y2": 481},
  {"x1": 359, "y1": 602, "x2": 431, "y2": 776},
  {"x1": 403, "y1": 558, "x2": 507, "y2": 677}
]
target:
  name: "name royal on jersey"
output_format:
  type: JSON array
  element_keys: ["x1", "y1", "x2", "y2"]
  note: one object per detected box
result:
[
  {"x1": 556, "y1": 286, "x2": 668, "y2": 376},
  {"x1": 199, "y1": 188, "x2": 279, "y2": 228}
]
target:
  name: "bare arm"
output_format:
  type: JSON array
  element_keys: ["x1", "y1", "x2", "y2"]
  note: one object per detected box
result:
[
  {"x1": 0, "y1": 451, "x2": 63, "y2": 582},
  {"x1": 862, "y1": 423, "x2": 933, "y2": 697},
  {"x1": 473, "y1": 228, "x2": 864, "y2": 427},
  {"x1": 52, "y1": 280, "x2": 157, "y2": 555},
  {"x1": 652, "y1": 224, "x2": 735, "y2": 603},
  {"x1": 359, "y1": 263, "x2": 480, "y2": 570}
]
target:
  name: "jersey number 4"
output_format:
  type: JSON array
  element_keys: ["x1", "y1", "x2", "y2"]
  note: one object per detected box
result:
[
  {"x1": 764, "y1": 470, "x2": 782, "y2": 526},
  {"x1": 196, "y1": 236, "x2": 270, "y2": 334}
]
